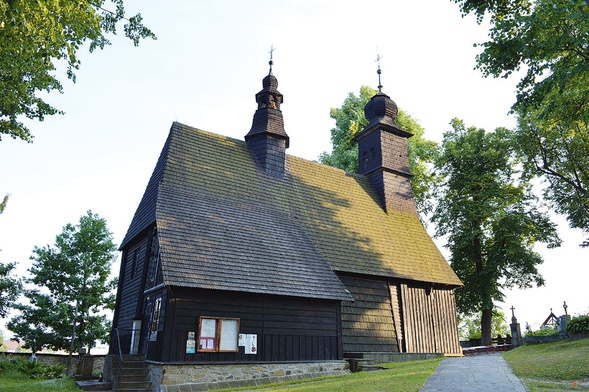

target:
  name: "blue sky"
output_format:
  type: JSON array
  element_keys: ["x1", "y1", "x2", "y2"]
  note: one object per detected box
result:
[{"x1": 1, "y1": 0, "x2": 586, "y2": 334}]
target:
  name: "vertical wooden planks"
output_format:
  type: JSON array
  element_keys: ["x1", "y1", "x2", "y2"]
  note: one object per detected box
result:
[{"x1": 399, "y1": 284, "x2": 461, "y2": 355}]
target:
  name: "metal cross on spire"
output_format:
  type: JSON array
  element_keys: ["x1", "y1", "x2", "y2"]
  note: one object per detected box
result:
[
  {"x1": 376, "y1": 50, "x2": 383, "y2": 92},
  {"x1": 269, "y1": 45, "x2": 275, "y2": 74}
]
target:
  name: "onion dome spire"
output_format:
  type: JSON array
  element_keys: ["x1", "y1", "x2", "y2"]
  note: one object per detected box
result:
[
  {"x1": 363, "y1": 54, "x2": 399, "y2": 129},
  {"x1": 245, "y1": 47, "x2": 289, "y2": 178}
]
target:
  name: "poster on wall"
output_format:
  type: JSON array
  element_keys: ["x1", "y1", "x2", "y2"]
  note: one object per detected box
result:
[
  {"x1": 239, "y1": 334, "x2": 258, "y2": 354},
  {"x1": 186, "y1": 331, "x2": 196, "y2": 354}
]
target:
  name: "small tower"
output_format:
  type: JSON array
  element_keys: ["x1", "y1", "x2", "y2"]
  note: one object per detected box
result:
[
  {"x1": 245, "y1": 48, "x2": 290, "y2": 178},
  {"x1": 353, "y1": 59, "x2": 417, "y2": 215}
]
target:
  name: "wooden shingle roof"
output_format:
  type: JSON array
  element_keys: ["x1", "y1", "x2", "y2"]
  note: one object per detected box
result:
[{"x1": 121, "y1": 122, "x2": 462, "y2": 300}]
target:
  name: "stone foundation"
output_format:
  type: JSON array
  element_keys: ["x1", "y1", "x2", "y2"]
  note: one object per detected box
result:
[
  {"x1": 358, "y1": 352, "x2": 443, "y2": 363},
  {"x1": 147, "y1": 361, "x2": 350, "y2": 391}
]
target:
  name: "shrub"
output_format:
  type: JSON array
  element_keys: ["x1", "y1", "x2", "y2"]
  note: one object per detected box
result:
[
  {"x1": 525, "y1": 328, "x2": 559, "y2": 337},
  {"x1": 568, "y1": 315, "x2": 589, "y2": 334},
  {"x1": 0, "y1": 357, "x2": 65, "y2": 379}
]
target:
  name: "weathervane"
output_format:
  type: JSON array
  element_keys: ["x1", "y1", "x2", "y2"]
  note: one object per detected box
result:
[
  {"x1": 269, "y1": 45, "x2": 275, "y2": 74},
  {"x1": 376, "y1": 50, "x2": 383, "y2": 92}
]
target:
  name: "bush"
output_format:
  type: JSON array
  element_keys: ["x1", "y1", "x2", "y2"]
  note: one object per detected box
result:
[
  {"x1": 568, "y1": 315, "x2": 589, "y2": 334},
  {"x1": 525, "y1": 328, "x2": 559, "y2": 337},
  {"x1": 0, "y1": 357, "x2": 65, "y2": 379}
]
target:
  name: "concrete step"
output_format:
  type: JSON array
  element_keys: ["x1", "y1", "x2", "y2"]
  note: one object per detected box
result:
[
  {"x1": 347, "y1": 358, "x2": 372, "y2": 372},
  {"x1": 118, "y1": 380, "x2": 152, "y2": 389},
  {"x1": 115, "y1": 373, "x2": 150, "y2": 382},
  {"x1": 114, "y1": 361, "x2": 149, "y2": 369},
  {"x1": 75, "y1": 379, "x2": 112, "y2": 391},
  {"x1": 111, "y1": 354, "x2": 151, "y2": 392}
]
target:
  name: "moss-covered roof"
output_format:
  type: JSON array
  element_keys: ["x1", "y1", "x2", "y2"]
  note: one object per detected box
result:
[{"x1": 121, "y1": 122, "x2": 462, "y2": 299}]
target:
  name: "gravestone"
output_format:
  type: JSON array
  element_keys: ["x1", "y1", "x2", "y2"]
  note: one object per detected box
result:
[{"x1": 510, "y1": 306, "x2": 522, "y2": 347}]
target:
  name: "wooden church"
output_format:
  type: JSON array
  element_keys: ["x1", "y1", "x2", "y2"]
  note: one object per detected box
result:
[{"x1": 108, "y1": 60, "x2": 463, "y2": 390}]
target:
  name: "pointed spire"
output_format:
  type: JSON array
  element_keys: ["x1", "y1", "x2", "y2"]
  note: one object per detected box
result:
[
  {"x1": 269, "y1": 45, "x2": 275, "y2": 74},
  {"x1": 353, "y1": 53, "x2": 416, "y2": 215},
  {"x1": 245, "y1": 49, "x2": 289, "y2": 178},
  {"x1": 362, "y1": 54, "x2": 399, "y2": 129},
  {"x1": 376, "y1": 51, "x2": 383, "y2": 93}
]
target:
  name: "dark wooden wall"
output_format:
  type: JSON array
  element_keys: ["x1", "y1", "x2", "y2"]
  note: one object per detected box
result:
[
  {"x1": 110, "y1": 234, "x2": 150, "y2": 354},
  {"x1": 154, "y1": 287, "x2": 343, "y2": 362},
  {"x1": 339, "y1": 276, "x2": 399, "y2": 353}
]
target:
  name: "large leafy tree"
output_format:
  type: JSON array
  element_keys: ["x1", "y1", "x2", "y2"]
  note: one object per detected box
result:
[
  {"x1": 431, "y1": 119, "x2": 561, "y2": 345},
  {"x1": 0, "y1": 195, "x2": 21, "y2": 320},
  {"x1": 516, "y1": 113, "x2": 589, "y2": 246},
  {"x1": 319, "y1": 86, "x2": 438, "y2": 215},
  {"x1": 454, "y1": 0, "x2": 589, "y2": 244},
  {"x1": 8, "y1": 211, "x2": 117, "y2": 354},
  {"x1": 0, "y1": 262, "x2": 20, "y2": 319},
  {"x1": 0, "y1": 0, "x2": 156, "y2": 142}
]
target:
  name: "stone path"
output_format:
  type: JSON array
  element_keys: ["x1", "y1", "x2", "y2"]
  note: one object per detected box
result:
[{"x1": 420, "y1": 353, "x2": 526, "y2": 392}]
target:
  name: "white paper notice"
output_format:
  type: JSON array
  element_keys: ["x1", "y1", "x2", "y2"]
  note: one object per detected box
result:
[
  {"x1": 200, "y1": 318, "x2": 217, "y2": 338},
  {"x1": 219, "y1": 319, "x2": 238, "y2": 351},
  {"x1": 244, "y1": 334, "x2": 257, "y2": 354}
]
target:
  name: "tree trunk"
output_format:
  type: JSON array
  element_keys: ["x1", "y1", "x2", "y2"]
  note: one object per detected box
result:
[
  {"x1": 473, "y1": 229, "x2": 493, "y2": 346},
  {"x1": 481, "y1": 308, "x2": 493, "y2": 346}
]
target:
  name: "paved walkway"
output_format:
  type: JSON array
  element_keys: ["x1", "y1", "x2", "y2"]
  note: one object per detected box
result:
[{"x1": 420, "y1": 353, "x2": 526, "y2": 392}]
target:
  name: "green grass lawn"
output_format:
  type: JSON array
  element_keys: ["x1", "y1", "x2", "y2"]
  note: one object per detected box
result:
[
  {"x1": 503, "y1": 338, "x2": 589, "y2": 391},
  {"x1": 224, "y1": 358, "x2": 444, "y2": 392},
  {"x1": 2, "y1": 340, "x2": 585, "y2": 392},
  {"x1": 0, "y1": 375, "x2": 80, "y2": 392}
]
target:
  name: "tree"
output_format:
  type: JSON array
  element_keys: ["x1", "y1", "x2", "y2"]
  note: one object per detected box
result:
[
  {"x1": 0, "y1": 0, "x2": 156, "y2": 142},
  {"x1": 459, "y1": 310, "x2": 510, "y2": 340},
  {"x1": 431, "y1": 119, "x2": 561, "y2": 346},
  {"x1": 319, "y1": 86, "x2": 439, "y2": 215},
  {"x1": 452, "y1": 0, "x2": 532, "y2": 22},
  {"x1": 515, "y1": 113, "x2": 589, "y2": 246},
  {"x1": 454, "y1": 0, "x2": 589, "y2": 244},
  {"x1": 453, "y1": 0, "x2": 589, "y2": 22},
  {"x1": 0, "y1": 195, "x2": 7, "y2": 213},
  {"x1": 8, "y1": 211, "x2": 117, "y2": 355},
  {"x1": 0, "y1": 262, "x2": 21, "y2": 319},
  {"x1": 0, "y1": 194, "x2": 21, "y2": 320}
]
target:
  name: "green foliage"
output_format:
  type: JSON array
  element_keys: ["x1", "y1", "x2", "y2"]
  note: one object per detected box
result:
[
  {"x1": 319, "y1": 85, "x2": 439, "y2": 215},
  {"x1": 452, "y1": 0, "x2": 532, "y2": 22},
  {"x1": 0, "y1": 262, "x2": 21, "y2": 319},
  {"x1": 0, "y1": 0, "x2": 156, "y2": 142},
  {"x1": 0, "y1": 195, "x2": 21, "y2": 320},
  {"x1": 0, "y1": 195, "x2": 8, "y2": 214},
  {"x1": 0, "y1": 357, "x2": 65, "y2": 380},
  {"x1": 568, "y1": 315, "x2": 589, "y2": 335},
  {"x1": 8, "y1": 211, "x2": 117, "y2": 353},
  {"x1": 524, "y1": 328, "x2": 559, "y2": 337},
  {"x1": 431, "y1": 119, "x2": 561, "y2": 343},
  {"x1": 319, "y1": 86, "x2": 375, "y2": 173},
  {"x1": 514, "y1": 113, "x2": 589, "y2": 246},
  {"x1": 460, "y1": 0, "x2": 589, "y2": 245},
  {"x1": 459, "y1": 311, "x2": 510, "y2": 340}
]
